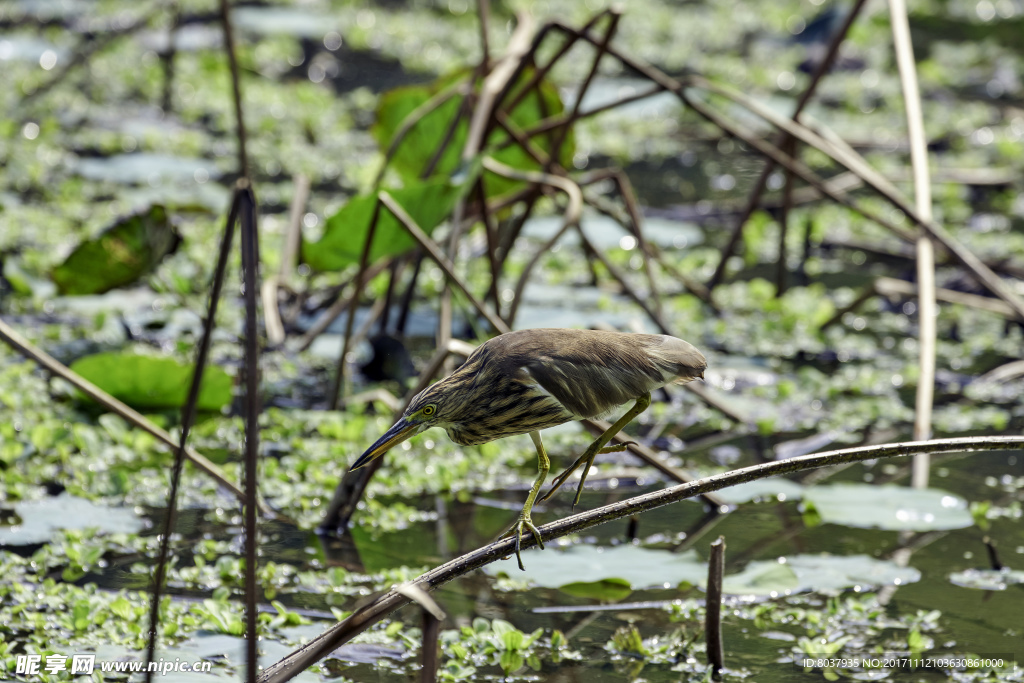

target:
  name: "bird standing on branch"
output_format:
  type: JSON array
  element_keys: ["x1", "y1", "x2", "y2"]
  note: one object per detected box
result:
[{"x1": 351, "y1": 328, "x2": 707, "y2": 570}]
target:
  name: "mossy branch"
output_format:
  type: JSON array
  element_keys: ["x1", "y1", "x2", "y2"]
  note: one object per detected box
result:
[{"x1": 258, "y1": 435, "x2": 1024, "y2": 683}]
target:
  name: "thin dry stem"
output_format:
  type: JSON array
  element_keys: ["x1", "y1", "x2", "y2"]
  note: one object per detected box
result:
[
  {"x1": 707, "y1": 0, "x2": 869, "y2": 289},
  {"x1": 706, "y1": 536, "x2": 726, "y2": 678},
  {"x1": 295, "y1": 260, "x2": 391, "y2": 352},
  {"x1": 279, "y1": 174, "x2": 311, "y2": 283},
  {"x1": 476, "y1": 0, "x2": 491, "y2": 67},
  {"x1": 481, "y1": 157, "x2": 583, "y2": 324},
  {"x1": 373, "y1": 80, "x2": 470, "y2": 188},
  {"x1": 261, "y1": 277, "x2": 285, "y2": 347},
  {"x1": 238, "y1": 187, "x2": 262, "y2": 683},
  {"x1": 219, "y1": 0, "x2": 248, "y2": 179},
  {"x1": 145, "y1": 185, "x2": 242, "y2": 682},
  {"x1": 378, "y1": 191, "x2": 510, "y2": 334},
  {"x1": 329, "y1": 198, "x2": 382, "y2": 410},
  {"x1": 890, "y1": 0, "x2": 937, "y2": 487}
]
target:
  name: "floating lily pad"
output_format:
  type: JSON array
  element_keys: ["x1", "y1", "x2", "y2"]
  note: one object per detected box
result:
[
  {"x1": 484, "y1": 545, "x2": 708, "y2": 595},
  {"x1": 723, "y1": 554, "x2": 919, "y2": 596},
  {"x1": 74, "y1": 153, "x2": 221, "y2": 185},
  {"x1": 714, "y1": 478, "x2": 805, "y2": 504},
  {"x1": 802, "y1": 484, "x2": 973, "y2": 532},
  {"x1": 69, "y1": 352, "x2": 232, "y2": 411},
  {"x1": 232, "y1": 6, "x2": 340, "y2": 37},
  {"x1": 0, "y1": 35, "x2": 67, "y2": 61},
  {"x1": 51, "y1": 205, "x2": 180, "y2": 295},
  {"x1": 721, "y1": 560, "x2": 799, "y2": 596},
  {"x1": 521, "y1": 212, "x2": 703, "y2": 250},
  {"x1": 787, "y1": 554, "x2": 921, "y2": 592},
  {"x1": 303, "y1": 175, "x2": 473, "y2": 272},
  {"x1": 486, "y1": 544, "x2": 918, "y2": 598},
  {"x1": 0, "y1": 493, "x2": 145, "y2": 546},
  {"x1": 949, "y1": 567, "x2": 1024, "y2": 591},
  {"x1": 93, "y1": 628, "x2": 324, "y2": 683}
]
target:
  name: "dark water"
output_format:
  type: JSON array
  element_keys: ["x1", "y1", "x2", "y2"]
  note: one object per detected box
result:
[{"x1": 83, "y1": 441, "x2": 1022, "y2": 681}]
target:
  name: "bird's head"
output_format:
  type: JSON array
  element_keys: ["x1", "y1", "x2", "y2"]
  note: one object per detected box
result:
[{"x1": 349, "y1": 383, "x2": 455, "y2": 470}]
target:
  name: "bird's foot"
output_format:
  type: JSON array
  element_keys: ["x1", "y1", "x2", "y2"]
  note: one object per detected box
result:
[
  {"x1": 598, "y1": 441, "x2": 635, "y2": 454},
  {"x1": 504, "y1": 513, "x2": 545, "y2": 571}
]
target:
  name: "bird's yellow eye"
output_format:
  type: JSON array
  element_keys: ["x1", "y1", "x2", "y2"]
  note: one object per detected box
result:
[{"x1": 421, "y1": 404, "x2": 436, "y2": 417}]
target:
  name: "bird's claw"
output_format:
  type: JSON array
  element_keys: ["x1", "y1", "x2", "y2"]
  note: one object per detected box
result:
[
  {"x1": 596, "y1": 441, "x2": 635, "y2": 454},
  {"x1": 506, "y1": 515, "x2": 544, "y2": 571}
]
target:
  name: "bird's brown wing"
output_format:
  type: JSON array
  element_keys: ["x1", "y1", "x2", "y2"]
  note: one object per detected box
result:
[{"x1": 500, "y1": 329, "x2": 704, "y2": 419}]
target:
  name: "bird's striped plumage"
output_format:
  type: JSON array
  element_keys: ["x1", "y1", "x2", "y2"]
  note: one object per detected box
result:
[
  {"x1": 403, "y1": 328, "x2": 707, "y2": 446},
  {"x1": 350, "y1": 328, "x2": 708, "y2": 570}
]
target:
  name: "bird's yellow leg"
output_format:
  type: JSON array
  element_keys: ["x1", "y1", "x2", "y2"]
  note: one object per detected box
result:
[
  {"x1": 505, "y1": 430, "x2": 549, "y2": 571},
  {"x1": 542, "y1": 392, "x2": 652, "y2": 507}
]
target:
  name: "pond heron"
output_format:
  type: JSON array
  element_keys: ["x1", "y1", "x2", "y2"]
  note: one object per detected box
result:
[{"x1": 351, "y1": 328, "x2": 707, "y2": 569}]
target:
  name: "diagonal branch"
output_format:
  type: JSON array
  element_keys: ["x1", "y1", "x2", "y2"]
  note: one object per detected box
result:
[
  {"x1": 682, "y1": 76, "x2": 1024, "y2": 320},
  {"x1": 377, "y1": 191, "x2": 510, "y2": 334},
  {"x1": 480, "y1": 157, "x2": 583, "y2": 326},
  {"x1": 145, "y1": 185, "x2": 242, "y2": 682},
  {"x1": 258, "y1": 435, "x2": 1024, "y2": 683},
  {"x1": 707, "y1": 0, "x2": 869, "y2": 289},
  {"x1": 549, "y1": 21, "x2": 1024, "y2": 321}
]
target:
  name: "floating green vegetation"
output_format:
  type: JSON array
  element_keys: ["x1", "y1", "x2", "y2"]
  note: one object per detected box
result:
[{"x1": 2, "y1": 0, "x2": 1023, "y2": 680}]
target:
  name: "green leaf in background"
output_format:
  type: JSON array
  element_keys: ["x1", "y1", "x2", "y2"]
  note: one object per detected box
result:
[
  {"x1": 484, "y1": 545, "x2": 708, "y2": 594},
  {"x1": 69, "y1": 352, "x2": 232, "y2": 411},
  {"x1": 73, "y1": 599, "x2": 91, "y2": 632},
  {"x1": 303, "y1": 175, "x2": 470, "y2": 272},
  {"x1": 560, "y1": 578, "x2": 633, "y2": 601},
  {"x1": 499, "y1": 650, "x2": 523, "y2": 674},
  {"x1": 373, "y1": 69, "x2": 573, "y2": 197},
  {"x1": 109, "y1": 596, "x2": 135, "y2": 621},
  {"x1": 51, "y1": 205, "x2": 180, "y2": 295}
]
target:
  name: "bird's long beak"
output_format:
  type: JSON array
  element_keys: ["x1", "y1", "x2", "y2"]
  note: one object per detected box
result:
[{"x1": 350, "y1": 418, "x2": 420, "y2": 470}]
